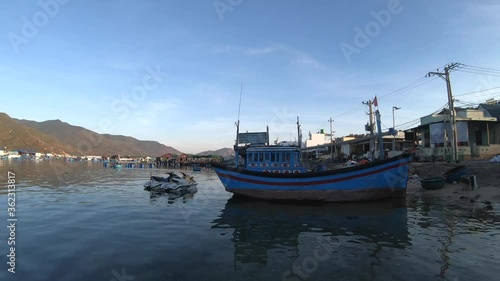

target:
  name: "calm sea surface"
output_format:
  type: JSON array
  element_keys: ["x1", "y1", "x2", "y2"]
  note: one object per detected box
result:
[{"x1": 0, "y1": 160, "x2": 499, "y2": 281}]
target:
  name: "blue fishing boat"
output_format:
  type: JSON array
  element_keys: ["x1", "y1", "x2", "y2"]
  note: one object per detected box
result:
[{"x1": 213, "y1": 115, "x2": 414, "y2": 202}]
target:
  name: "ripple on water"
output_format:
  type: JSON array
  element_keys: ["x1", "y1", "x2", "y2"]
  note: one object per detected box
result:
[{"x1": 0, "y1": 160, "x2": 499, "y2": 281}]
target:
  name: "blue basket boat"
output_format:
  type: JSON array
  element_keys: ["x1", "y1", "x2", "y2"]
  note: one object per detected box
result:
[
  {"x1": 444, "y1": 165, "x2": 468, "y2": 183},
  {"x1": 420, "y1": 177, "x2": 446, "y2": 190}
]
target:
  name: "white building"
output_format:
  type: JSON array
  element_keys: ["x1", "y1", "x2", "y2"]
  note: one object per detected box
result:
[{"x1": 306, "y1": 133, "x2": 330, "y2": 147}]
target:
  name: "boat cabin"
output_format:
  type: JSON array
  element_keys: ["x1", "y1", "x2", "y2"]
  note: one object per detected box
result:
[
  {"x1": 234, "y1": 130, "x2": 306, "y2": 173},
  {"x1": 244, "y1": 146, "x2": 306, "y2": 174}
]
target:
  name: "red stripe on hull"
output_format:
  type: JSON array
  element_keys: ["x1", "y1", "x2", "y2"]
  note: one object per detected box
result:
[{"x1": 217, "y1": 161, "x2": 409, "y2": 187}]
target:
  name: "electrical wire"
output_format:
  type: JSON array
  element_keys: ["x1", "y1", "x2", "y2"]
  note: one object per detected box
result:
[
  {"x1": 459, "y1": 64, "x2": 500, "y2": 74},
  {"x1": 455, "y1": 85, "x2": 500, "y2": 97},
  {"x1": 312, "y1": 63, "x2": 498, "y2": 135}
]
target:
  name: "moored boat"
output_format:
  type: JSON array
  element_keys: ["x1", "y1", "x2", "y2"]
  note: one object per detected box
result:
[{"x1": 213, "y1": 115, "x2": 414, "y2": 202}]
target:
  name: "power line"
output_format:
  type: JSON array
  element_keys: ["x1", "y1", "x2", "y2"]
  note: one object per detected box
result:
[
  {"x1": 378, "y1": 76, "x2": 437, "y2": 100},
  {"x1": 459, "y1": 64, "x2": 500, "y2": 74},
  {"x1": 455, "y1": 69, "x2": 500, "y2": 77},
  {"x1": 455, "y1": 85, "x2": 500, "y2": 97},
  {"x1": 334, "y1": 103, "x2": 365, "y2": 118}
]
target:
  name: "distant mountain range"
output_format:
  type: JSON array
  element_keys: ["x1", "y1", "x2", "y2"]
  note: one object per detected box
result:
[
  {"x1": 15, "y1": 118, "x2": 182, "y2": 157},
  {"x1": 0, "y1": 113, "x2": 73, "y2": 154},
  {"x1": 196, "y1": 147, "x2": 234, "y2": 158},
  {"x1": 0, "y1": 112, "x2": 234, "y2": 157},
  {"x1": 0, "y1": 112, "x2": 182, "y2": 156}
]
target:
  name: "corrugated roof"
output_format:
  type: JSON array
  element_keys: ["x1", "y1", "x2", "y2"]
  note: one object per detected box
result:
[{"x1": 479, "y1": 103, "x2": 500, "y2": 119}]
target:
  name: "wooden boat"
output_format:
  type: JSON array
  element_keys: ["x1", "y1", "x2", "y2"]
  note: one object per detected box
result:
[{"x1": 213, "y1": 117, "x2": 415, "y2": 202}]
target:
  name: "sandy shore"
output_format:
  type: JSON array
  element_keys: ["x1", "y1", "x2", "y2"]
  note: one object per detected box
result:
[{"x1": 408, "y1": 161, "x2": 500, "y2": 207}]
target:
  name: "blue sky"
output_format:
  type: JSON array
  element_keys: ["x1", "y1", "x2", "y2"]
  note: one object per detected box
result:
[{"x1": 1, "y1": 0, "x2": 500, "y2": 153}]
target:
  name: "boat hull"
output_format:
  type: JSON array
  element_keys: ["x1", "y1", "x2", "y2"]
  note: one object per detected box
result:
[{"x1": 213, "y1": 154, "x2": 412, "y2": 202}]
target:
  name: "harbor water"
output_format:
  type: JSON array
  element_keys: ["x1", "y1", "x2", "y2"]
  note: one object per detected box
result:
[{"x1": 0, "y1": 160, "x2": 499, "y2": 281}]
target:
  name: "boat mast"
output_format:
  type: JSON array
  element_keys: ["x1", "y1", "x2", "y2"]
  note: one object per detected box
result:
[
  {"x1": 296, "y1": 116, "x2": 302, "y2": 148},
  {"x1": 375, "y1": 110, "x2": 384, "y2": 160}
]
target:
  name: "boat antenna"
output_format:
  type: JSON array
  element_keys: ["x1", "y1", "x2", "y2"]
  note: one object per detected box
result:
[{"x1": 237, "y1": 82, "x2": 243, "y2": 122}]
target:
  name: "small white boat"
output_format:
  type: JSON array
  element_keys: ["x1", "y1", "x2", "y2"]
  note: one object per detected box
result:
[{"x1": 144, "y1": 172, "x2": 198, "y2": 193}]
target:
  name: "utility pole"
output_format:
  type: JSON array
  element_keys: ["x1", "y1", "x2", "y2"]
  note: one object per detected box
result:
[
  {"x1": 329, "y1": 117, "x2": 334, "y2": 160},
  {"x1": 362, "y1": 100, "x2": 375, "y2": 160},
  {"x1": 392, "y1": 106, "x2": 401, "y2": 156},
  {"x1": 296, "y1": 116, "x2": 302, "y2": 148},
  {"x1": 375, "y1": 110, "x2": 384, "y2": 160},
  {"x1": 427, "y1": 62, "x2": 460, "y2": 162}
]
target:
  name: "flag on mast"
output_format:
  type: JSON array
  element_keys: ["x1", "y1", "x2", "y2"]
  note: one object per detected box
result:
[{"x1": 373, "y1": 95, "x2": 378, "y2": 107}]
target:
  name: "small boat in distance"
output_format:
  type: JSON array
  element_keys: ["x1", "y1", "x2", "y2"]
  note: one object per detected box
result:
[{"x1": 213, "y1": 115, "x2": 415, "y2": 202}]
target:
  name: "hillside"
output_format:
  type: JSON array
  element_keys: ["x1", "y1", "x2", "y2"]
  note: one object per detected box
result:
[
  {"x1": 15, "y1": 118, "x2": 182, "y2": 157},
  {"x1": 196, "y1": 147, "x2": 234, "y2": 157},
  {"x1": 0, "y1": 113, "x2": 74, "y2": 154}
]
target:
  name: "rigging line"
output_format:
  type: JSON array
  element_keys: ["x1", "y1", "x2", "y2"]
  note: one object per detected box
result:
[
  {"x1": 460, "y1": 64, "x2": 500, "y2": 73},
  {"x1": 455, "y1": 85, "x2": 500, "y2": 97},
  {"x1": 237, "y1": 82, "x2": 243, "y2": 121}
]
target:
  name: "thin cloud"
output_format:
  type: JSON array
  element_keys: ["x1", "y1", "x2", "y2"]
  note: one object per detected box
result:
[{"x1": 212, "y1": 43, "x2": 333, "y2": 72}]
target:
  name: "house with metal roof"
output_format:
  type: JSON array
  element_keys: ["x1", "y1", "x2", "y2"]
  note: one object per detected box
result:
[{"x1": 405, "y1": 104, "x2": 500, "y2": 161}]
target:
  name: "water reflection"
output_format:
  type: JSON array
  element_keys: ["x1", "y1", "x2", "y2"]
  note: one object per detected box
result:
[
  {"x1": 407, "y1": 193, "x2": 500, "y2": 280},
  {"x1": 212, "y1": 197, "x2": 410, "y2": 278},
  {"x1": 148, "y1": 188, "x2": 198, "y2": 204}
]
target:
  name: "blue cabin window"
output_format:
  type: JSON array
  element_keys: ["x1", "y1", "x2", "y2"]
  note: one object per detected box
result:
[
  {"x1": 264, "y1": 153, "x2": 270, "y2": 162},
  {"x1": 270, "y1": 153, "x2": 276, "y2": 162},
  {"x1": 284, "y1": 153, "x2": 290, "y2": 162},
  {"x1": 248, "y1": 153, "x2": 254, "y2": 163},
  {"x1": 253, "y1": 153, "x2": 258, "y2": 162},
  {"x1": 259, "y1": 153, "x2": 264, "y2": 162}
]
